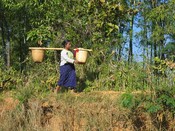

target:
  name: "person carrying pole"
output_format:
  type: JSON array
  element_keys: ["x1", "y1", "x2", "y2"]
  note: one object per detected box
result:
[{"x1": 55, "y1": 40, "x2": 79, "y2": 93}]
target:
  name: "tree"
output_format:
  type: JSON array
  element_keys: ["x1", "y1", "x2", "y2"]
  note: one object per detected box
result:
[
  {"x1": 126, "y1": 0, "x2": 140, "y2": 63},
  {"x1": 0, "y1": 0, "x2": 11, "y2": 68}
]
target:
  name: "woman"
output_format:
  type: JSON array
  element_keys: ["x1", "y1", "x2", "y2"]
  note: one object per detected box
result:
[{"x1": 55, "y1": 40, "x2": 79, "y2": 93}]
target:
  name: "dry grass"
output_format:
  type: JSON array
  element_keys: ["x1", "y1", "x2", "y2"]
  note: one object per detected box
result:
[{"x1": 0, "y1": 91, "x2": 174, "y2": 131}]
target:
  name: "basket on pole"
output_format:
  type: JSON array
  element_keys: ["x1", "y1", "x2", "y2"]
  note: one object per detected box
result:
[
  {"x1": 74, "y1": 48, "x2": 92, "y2": 64},
  {"x1": 31, "y1": 49, "x2": 45, "y2": 62}
]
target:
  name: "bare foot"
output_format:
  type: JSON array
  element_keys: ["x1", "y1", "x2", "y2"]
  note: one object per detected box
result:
[{"x1": 54, "y1": 86, "x2": 61, "y2": 94}]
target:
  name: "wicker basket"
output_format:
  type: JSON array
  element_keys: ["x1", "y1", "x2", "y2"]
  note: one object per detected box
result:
[
  {"x1": 76, "y1": 50, "x2": 88, "y2": 64},
  {"x1": 31, "y1": 49, "x2": 45, "y2": 62}
]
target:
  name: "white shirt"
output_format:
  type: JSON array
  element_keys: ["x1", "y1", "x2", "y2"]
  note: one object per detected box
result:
[{"x1": 60, "y1": 49, "x2": 75, "y2": 66}]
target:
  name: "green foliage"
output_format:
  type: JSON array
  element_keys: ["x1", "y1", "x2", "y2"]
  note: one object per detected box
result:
[
  {"x1": 142, "y1": 87, "x2": 175, "y2": 115},
  {"x1": 155, "y1": 88, "x2": 175, "y2": 113},
  {"x1": 79, "y1": 54, "x2": 152, "y2": 91},
  {"x1": 27, "y1": 25, "x2": 53, "y2": 46},
  {"x1": 163, "y1": 42, "x2": 175, "y2": 60},
  {"x1": 0, "y1": 67, "x2": 22, "y2": 90},
  {"x1": 15, "y1": 86, "x2": 34, "y2": 104},
  {"x1": 152, "y1": 57, "x2": 167, "y2": 76},
  {"x1": 145, "y1": 102, "x2": 162, "y2": 113},
  {"x1": 25, "y1": 60, "x2": 58, "y2": 92},
  {"x1": 1, "y1": 0, "x2": 175, "y2": 70},
  {"x1": 120, "y1": 93, "x2": 134, "y2": 108}
]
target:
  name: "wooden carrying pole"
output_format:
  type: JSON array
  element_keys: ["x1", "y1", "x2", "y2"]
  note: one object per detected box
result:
[
  {"x1": 29, "y1": 47, "x2": 64, "y2": 50},
  {"x1": 29, "y1": 47, "x2": 93, "y2": 51},
  {"x1": 73, "y1": 48, "x2": 92, "y2": 52}
]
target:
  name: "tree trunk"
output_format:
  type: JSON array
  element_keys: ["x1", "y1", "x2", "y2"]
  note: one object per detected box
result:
[
  {"x1": 128, "y1": 15, "x2": 134, "y2": 63},
  {"x1": 154, "y1": 42, "x2": 157, "y2": 58},
  {"x1": 143, "y1": 15, "x2": 149, "y2": 66},
  {"x1": 0, "y1": 11, "x2": 11, "y2": 68},
  {"x1": 4, "y1": 21, "x2": 10, "y2": 68},
  {"x1": 0, "y1": 11, "x2": 7, "y2": 66}
]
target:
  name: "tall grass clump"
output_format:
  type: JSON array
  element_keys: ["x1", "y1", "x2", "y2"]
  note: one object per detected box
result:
[
  {"x1": 76, "y1": 49, "x2": 175, "y2": 94},
  {"x1": 0, "y1": 98, "x2": 45, "y2": 131}
]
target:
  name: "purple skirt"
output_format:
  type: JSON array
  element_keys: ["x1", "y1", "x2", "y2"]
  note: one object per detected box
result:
[{"x1": 58, "y1": 63, "x2": 76, "y2": 88}]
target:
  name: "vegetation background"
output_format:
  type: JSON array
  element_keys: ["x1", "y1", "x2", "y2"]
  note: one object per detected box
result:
[{"x1": 0, "y1": 0, "x2": 175, "y2": 130}]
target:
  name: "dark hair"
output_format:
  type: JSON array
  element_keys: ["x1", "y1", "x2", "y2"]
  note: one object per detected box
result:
[{"x1": 62, "y1": 40, "x2": 70, "y2": 47}]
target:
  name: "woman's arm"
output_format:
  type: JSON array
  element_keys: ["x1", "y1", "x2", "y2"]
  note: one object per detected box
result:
[{"x1": 62, "y1": 50, "x2": 75, "y2": 64}]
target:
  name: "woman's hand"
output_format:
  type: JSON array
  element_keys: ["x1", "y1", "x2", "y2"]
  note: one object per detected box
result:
[{"x1": 74, "y1": 60, "x2": 79, "y2": 64}]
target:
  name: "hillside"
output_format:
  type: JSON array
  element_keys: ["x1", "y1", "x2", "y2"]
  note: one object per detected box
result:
[{"x1": 0, "y1": 90, "x2": 174, "y2": 131}]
